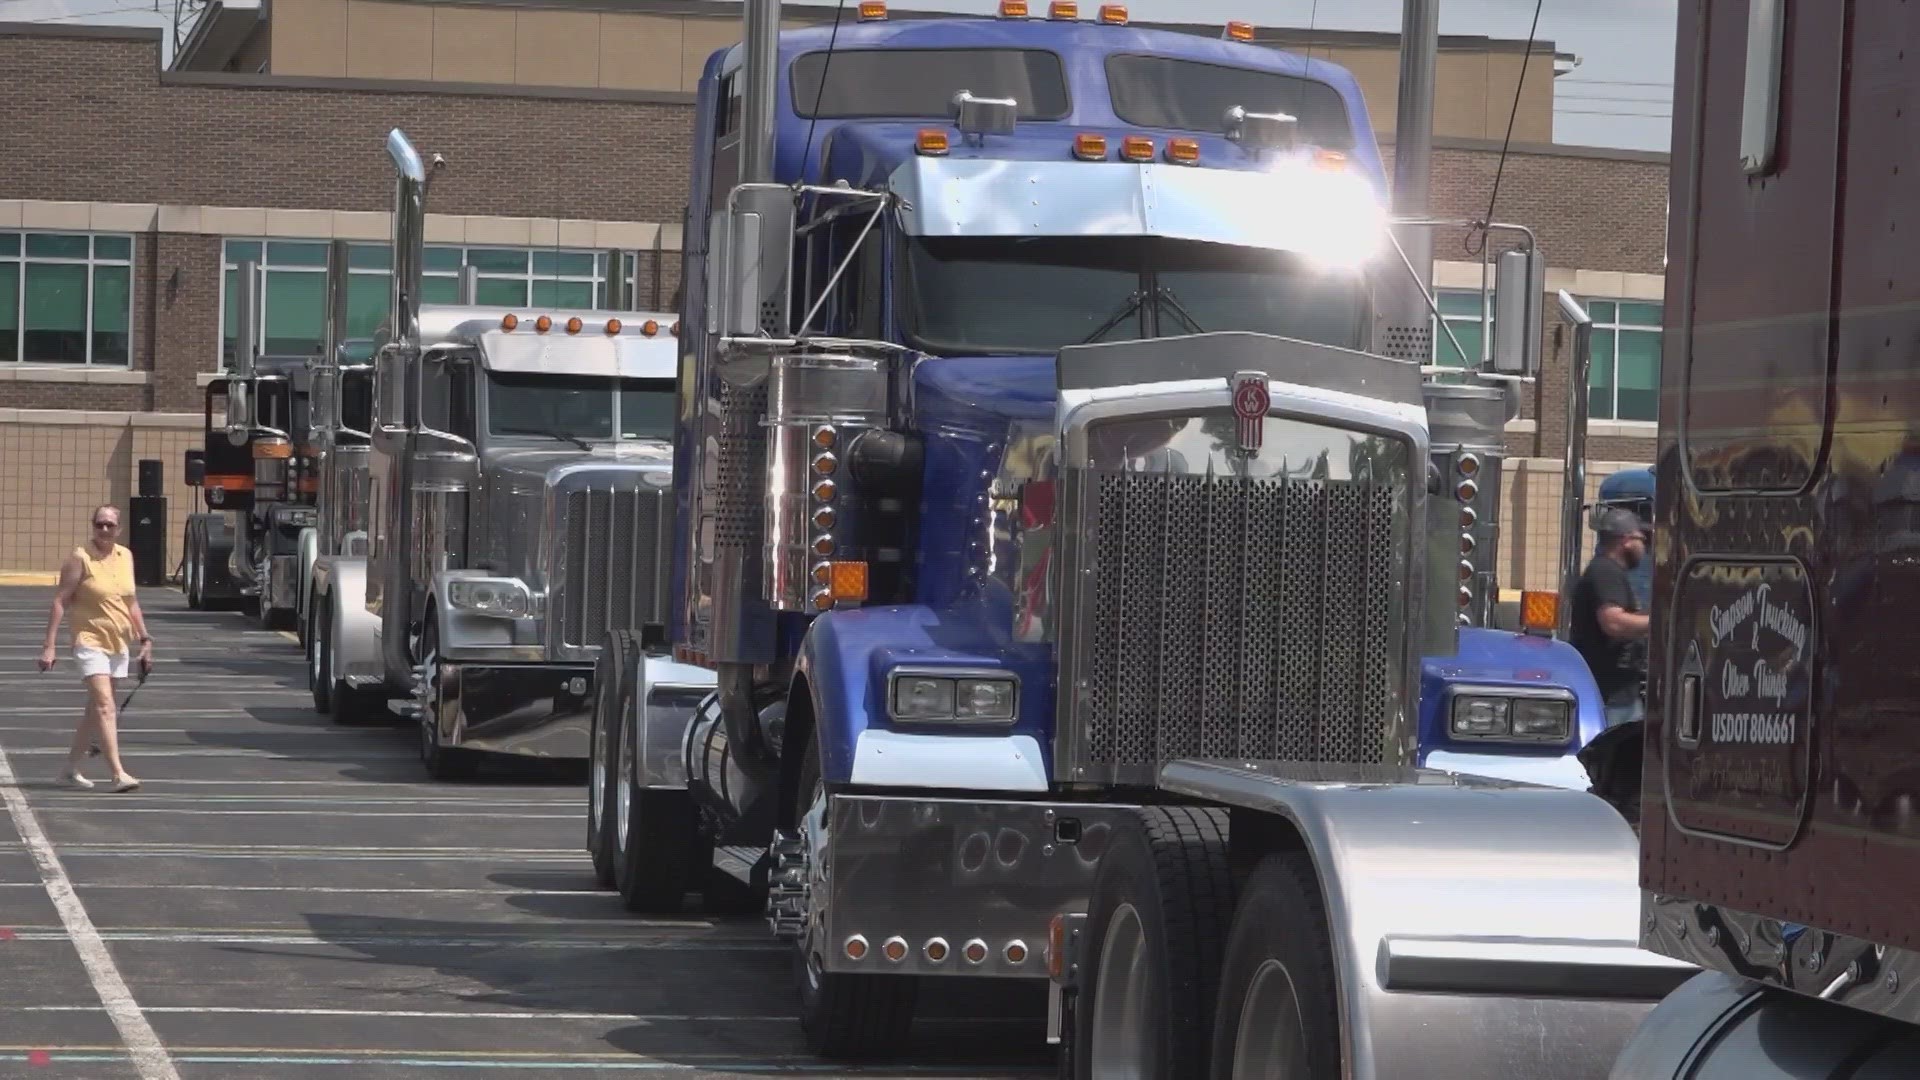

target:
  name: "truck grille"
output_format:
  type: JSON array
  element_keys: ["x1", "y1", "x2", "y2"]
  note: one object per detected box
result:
[
  {"x1": 1073, "y1": 471, "x2": 1403, "y2": 772},
  {"x1": 558, "y1": 485, "x2": 674, "y2": 651}
]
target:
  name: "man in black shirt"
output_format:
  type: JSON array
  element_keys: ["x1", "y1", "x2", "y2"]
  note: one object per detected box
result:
[{"x1": 1570, "y1": 508, "x2": 1652, "y2": 727}]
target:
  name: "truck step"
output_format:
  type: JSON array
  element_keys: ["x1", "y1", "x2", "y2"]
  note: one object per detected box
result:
[{"x1": 713, "y1": 845, "x2": 762, "y2": 886}]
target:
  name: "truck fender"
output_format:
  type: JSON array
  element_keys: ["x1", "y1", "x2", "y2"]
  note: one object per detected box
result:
[
  {"x1": 1158, "y1": 761, "x2": 1697, "y2": 1080},
  {"x1": 633, "y1": 653, "x2": 718, "y2": 792},
  {"x1": 325, "y1": 557, "x2": 382, "y2": 683},
  {"x1": 1578, "y1": 719, "x2": 1644, "y2": 831},
  {"x1": 791, "y1": 608, "x2": 1051, "y2": 795},
  {"x1": 296, "y1": 527, "x2": 318, "y2": 630},
  {"x1": 1607, "y1": 970, "x2": 1920, "y2": 1079}
]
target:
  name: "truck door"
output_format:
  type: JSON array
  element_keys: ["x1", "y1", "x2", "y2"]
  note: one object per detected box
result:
[{"x1": 1650, "y1": 0, "x2": 1920, "y2": 955}]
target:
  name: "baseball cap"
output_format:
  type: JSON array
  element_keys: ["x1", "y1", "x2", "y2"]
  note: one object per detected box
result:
[{"x1": 1595, "y1": 507, "x2": 1651, "y2": 540}]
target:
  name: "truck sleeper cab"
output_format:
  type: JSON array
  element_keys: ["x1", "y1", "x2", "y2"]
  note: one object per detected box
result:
[
  {"x1": 349, "y1": 129, "x2": 691, "y2": 780},
  {"x1": 590, "y1": 3, "x2": 1671, "y2": 1072}
]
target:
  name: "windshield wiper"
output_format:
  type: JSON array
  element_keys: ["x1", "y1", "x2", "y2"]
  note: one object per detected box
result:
[
  {"x1": 1153, "y1": 287, "x2": 1207, "y2": 335},
  {"x1": 1079, "y1": 290, "x2": 1149, "y2": 344},
  {"x1": 496, "y1": 425, "x2": 593, "y2": 451}
]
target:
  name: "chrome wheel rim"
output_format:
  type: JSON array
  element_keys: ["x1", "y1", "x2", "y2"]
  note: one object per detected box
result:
[
  {"x1": 1088, "y1": 903, "x2": 1157, "y2": 1080},
  {"x1": 615, "y1": 706, "x2": 634, "y2": 855},
  {"x1": 800, "y1": 776, "x2": 828, "y2": 989},
  {"x1": 589, "y1": 688, "x2": 607, "y2": 834},
  {"x1": 1231, "y1": 959, "x2": 1308, "y2": 1080}
]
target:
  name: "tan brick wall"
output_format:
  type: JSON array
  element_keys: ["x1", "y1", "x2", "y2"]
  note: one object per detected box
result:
[
  {"x1": 0, "y1": 414, "x2": 201, "y2": 573},
  {"x1": 0, "y1": 33, "x2": 697, "y2": 225},
  {"x1": 1495, "y1": 457, "x2": 1647, "y2": 595}
]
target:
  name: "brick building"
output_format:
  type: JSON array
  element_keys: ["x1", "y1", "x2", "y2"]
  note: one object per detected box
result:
[{"x1": 0, "y1": 0, "x2": 1668, "y2": 586}]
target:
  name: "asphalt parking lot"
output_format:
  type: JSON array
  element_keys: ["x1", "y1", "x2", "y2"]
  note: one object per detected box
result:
[{"x1": 0, "y1": 584, "x2": 1051, "y2": 1079}]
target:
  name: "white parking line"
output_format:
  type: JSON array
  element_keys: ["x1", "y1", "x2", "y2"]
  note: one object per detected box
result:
[
  {"x1": 0, "y1": 743, "x2": 182, "y2": 1080},
  {"x1": 0, "y1": 883, "x2": 603, "y2": 896},
  {"x1": 37, "y1": 808, "x2": 579, "y2": 818},
  {"x1": 13, "y1": 1006, "x2": 790, "y2": 1021}
]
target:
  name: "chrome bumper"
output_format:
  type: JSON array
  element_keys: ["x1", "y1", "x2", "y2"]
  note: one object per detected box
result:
[
  {"x1": 822, "y1": 794, "x2": 1137, "y2": 978},
  {"x1": 433, "y1": 662, "x2": 595, "y2": 759}
]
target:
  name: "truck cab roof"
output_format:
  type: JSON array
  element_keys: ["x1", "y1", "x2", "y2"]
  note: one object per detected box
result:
[{"x1": 394, "y1": 304, "x2": 682, "y2": 381}]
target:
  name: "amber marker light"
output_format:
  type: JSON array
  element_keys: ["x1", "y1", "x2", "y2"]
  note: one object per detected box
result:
[
  {"x1": 857, "y1": 0, "x2": 887, "y2": 20},
  {"x1": 1120, "y1": 135, "x2": 1155, "y2": 162},
  {"x1": 1166, "y1": 138, "x2": 1200, "y2": 164},
  {"x1": 998, "y1": 0, "x2": 1029, "y2": 15},
  {"x1": 1225, "y1": 20, "x2": 1255, "y2": 40},
  {"x1": 642, "y1": 319, "x2": 659, "y2": 336},
  {"x1": 830, "y1": 561, "x2": 869, "y2": 603},
  {"x1": 1097, "y1": 4, "x2": 1127, "y2": 24},
  {"x1": 1521, "y1": 590, "x2": 1561, "y2": 633},
  {"x1": 565, "y1": 316, "x2": 583, "y2": 335},
  {"x1": 1073, "y1": 133, "x2": 1108, "y2": 160},
  {"x1": 605, "y1": 318, "x2": 622, "y2": 335},
  {"x1": 1048, "y1": 1, "x2": 1078, "y2": 18},
  {"x1": 916, "y1": 129, "x2": 951, "y2": 156},
  {"x1": 501, "y1": 313, "x2": 519, "y2": 331},
  {"x1": 535, "y1": 315, "x2": 553, "y2": 333}
]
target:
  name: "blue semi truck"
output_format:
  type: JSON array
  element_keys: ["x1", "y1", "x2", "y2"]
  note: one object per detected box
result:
[{"x1": 561, "y1": 2, "x2": 1679, "y2": 1071}]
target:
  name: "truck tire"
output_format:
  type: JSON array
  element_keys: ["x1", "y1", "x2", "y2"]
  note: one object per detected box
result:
[
  {"x1": 416, "y1": 619, "x2": 479, "y2": 781},
  {"x1": 308, "y1": 600, "x2": 331, "y2": 714},
  {"x1": 1074, "y1": 806, "x2": 1235, "y2": 1080},
  {"x1": 588, "y1": 631, "x2": 635, "y2": 889},
  {"x1": 612, "y1": 680, "x2": 707, "y2": 913},
  {"x1": 1206, "y1": 851, "x2": 1340, "y2": 1080},
  {"x1": 184, "y1": 523, "x2": 205, "y2": 610},
  {"x1": 793, "y1": 733, "x2": 917, "y2": 1059}
]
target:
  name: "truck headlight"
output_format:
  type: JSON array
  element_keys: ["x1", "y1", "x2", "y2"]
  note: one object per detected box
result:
[
  {"x1": 445, "y1": 577, "x2": 531, "y2": 619},
  {"x1": 889, "y1": 670, "x2": 1018, "y2": 726},
  {"x1": 1448, "y1": 691, "x2": 1572, "y2": 743}
]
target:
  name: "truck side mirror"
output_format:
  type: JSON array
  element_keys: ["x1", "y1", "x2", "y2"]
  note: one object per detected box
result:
[
  {"x1": 713, "y1": 186, "x2": 795, "y2": 340},
  {"x1": 233, "y1": 258, "x2": 260, "y2": 381},
  {"x1": 1492, "y1": 246, "x2": 1545, "y2": 376},
  {"x1": 224, "y1": 380, "x2": 251, "y2": 445},
  {"x1": 183, "y1": 449, "x2": 205, "y2": 487}
]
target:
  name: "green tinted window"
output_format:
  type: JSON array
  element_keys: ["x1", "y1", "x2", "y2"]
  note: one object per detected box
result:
[
  {"x1": 23, "y1": 263, "x2": 86, "y2": 363},
  {"x1": 92, "y1": 265, "x2": 130, "y2": 365},
  {"x1": 0, "y1": 264, "x2": 16, "y2": 362}
]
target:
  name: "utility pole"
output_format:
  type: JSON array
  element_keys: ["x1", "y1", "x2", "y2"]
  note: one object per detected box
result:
[{"x1": 1392, "y1": 0, "x2": 1439, "y2": 300}]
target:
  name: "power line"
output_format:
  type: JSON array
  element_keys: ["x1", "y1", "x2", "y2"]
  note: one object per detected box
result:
[{"x1": 1466, "y1": 0, "x2": 1544, "y2": 258}]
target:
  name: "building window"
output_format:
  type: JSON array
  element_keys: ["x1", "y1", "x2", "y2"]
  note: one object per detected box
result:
[
  {"x1": 0, "y1": 232, "x2": 133, "y2": 365},
  {"x1": 1431, "y1": 289, "x2": 1490, "y2": 369},
  {"x1": 219, "y1": 241, "x2": 622, "y2": 369},
  {"x1": 1586, "y1": 299, "x2": 1661, "y2": 422}
]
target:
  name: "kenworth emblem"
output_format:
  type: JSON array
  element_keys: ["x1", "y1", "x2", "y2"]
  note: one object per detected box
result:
[{"x1": 1231, "y1": 371, "x2": 1270, "y2": 453}]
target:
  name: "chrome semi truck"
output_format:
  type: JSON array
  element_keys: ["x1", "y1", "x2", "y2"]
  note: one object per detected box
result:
[
  {"x1": 311, "y1": 129, "x2": 686, "y2": 780},
  {"x1": 585, "y1": 1, "x2": 1689, "y2": 1071}
]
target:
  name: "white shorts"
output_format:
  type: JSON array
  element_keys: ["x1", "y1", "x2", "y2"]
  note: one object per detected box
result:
[{"x1": 73, "y1": 647, "x2": 129, "y2": 679}]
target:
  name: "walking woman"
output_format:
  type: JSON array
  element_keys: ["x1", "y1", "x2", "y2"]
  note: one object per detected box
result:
[{"x1": 36, "y1": 504, "x2": 148, "y2": 791}]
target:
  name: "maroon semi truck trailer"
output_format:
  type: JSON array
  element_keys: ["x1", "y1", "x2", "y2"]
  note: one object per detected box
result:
[{"x1": 1586, "y1": 2, "x2": 1920, "y2": 1075}]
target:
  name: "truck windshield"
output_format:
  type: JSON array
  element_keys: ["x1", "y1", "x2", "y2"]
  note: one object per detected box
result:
[
  {"x1": 789, "y1": 48, "x2": 1069, "y2": 120},
  {"x1": 487, "y1": 372, "x2": 676, "y2": 443},
  {"x1": 1105, "y1": 55, "x2": 1355, "y2": 150},
  {"x1": 901, "y1": 236, "x2": 1370, "y2": 355}
]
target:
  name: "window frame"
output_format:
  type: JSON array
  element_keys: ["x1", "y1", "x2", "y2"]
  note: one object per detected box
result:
[
  {"x1": 1430, "y1": 288, "x2": 1491, "y2": 370},
  {"x1": 217, "y1": 241, "x2": 625, "y2": 371},
  {"x1": 1584, "y1": 297, "x2": 1662, "y2": 423},
  {"x1": 0, "y1": 230, "x2": 136, "y2": 367}
]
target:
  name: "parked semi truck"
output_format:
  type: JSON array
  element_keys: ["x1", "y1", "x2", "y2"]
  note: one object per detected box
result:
[
  {"x1": 180, "y1": 263, "x2": 320, "y2": 630},
  {"x1": 331, "y1": 129, "x2": 688, "y2": 780},
  {"x1": 1581, "y1": 3, "x2": 1920, "y2": 1074},
  {"x1": 584, "y1": 1, "x2": 1689, "y2": 1069}
]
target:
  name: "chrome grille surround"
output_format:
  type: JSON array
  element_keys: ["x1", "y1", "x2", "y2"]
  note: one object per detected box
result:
[
  {"x1": 1052, "y1": 381, "x2": 1428, "y2": 788},
  {"x1": 544, "y1": 465, "x2": 675, "y2": 662}
]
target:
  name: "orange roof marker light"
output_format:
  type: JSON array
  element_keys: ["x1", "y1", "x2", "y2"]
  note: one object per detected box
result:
[
  {"x1": 605, "y1": 318, "x2": 622, "y2": 335},
  {"x1": 1165, "y1": 137, "x2": 1200, "y2": 165},
  {"x1": 916, "y1": 129, "x2": 951, "y2": 156},
  {"x1": 1048, "y1": 1, "x2": 1078, "y2": 19},
  {"x1": 534, "y1": 315, "x2": 553, "y2": 333},
  {"x1": 1073, "y1": 132, "x2": 1107, "y2": 160},
  {"x1": 565, "y1": 316, "x2": 583, "y2": 335},
  {"x1": 998, "y1": 0, "x2": 1029, "y2": 16},
  {"x1": 1120, "y1": 135, "x2": 1155, "y2": 162},
  {"x1": 1224, "y1": 20, "x2": 1255, "y2": 41},
  {"x1": 641, "y1": 319, "x2": 660, "y2": 337},
  {"x1": 501, "y1": 313, "x2": 519, "y2": 331},
  {"x1": 857, "y1": 1, "x2": 888, "y2": 20},
  {"x1": 1098, "y1": 4, "x2": 1128, "y2": 25},
  {"x1": 1520, "y1": 590, "x2": 1561, "y2": 634}
]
